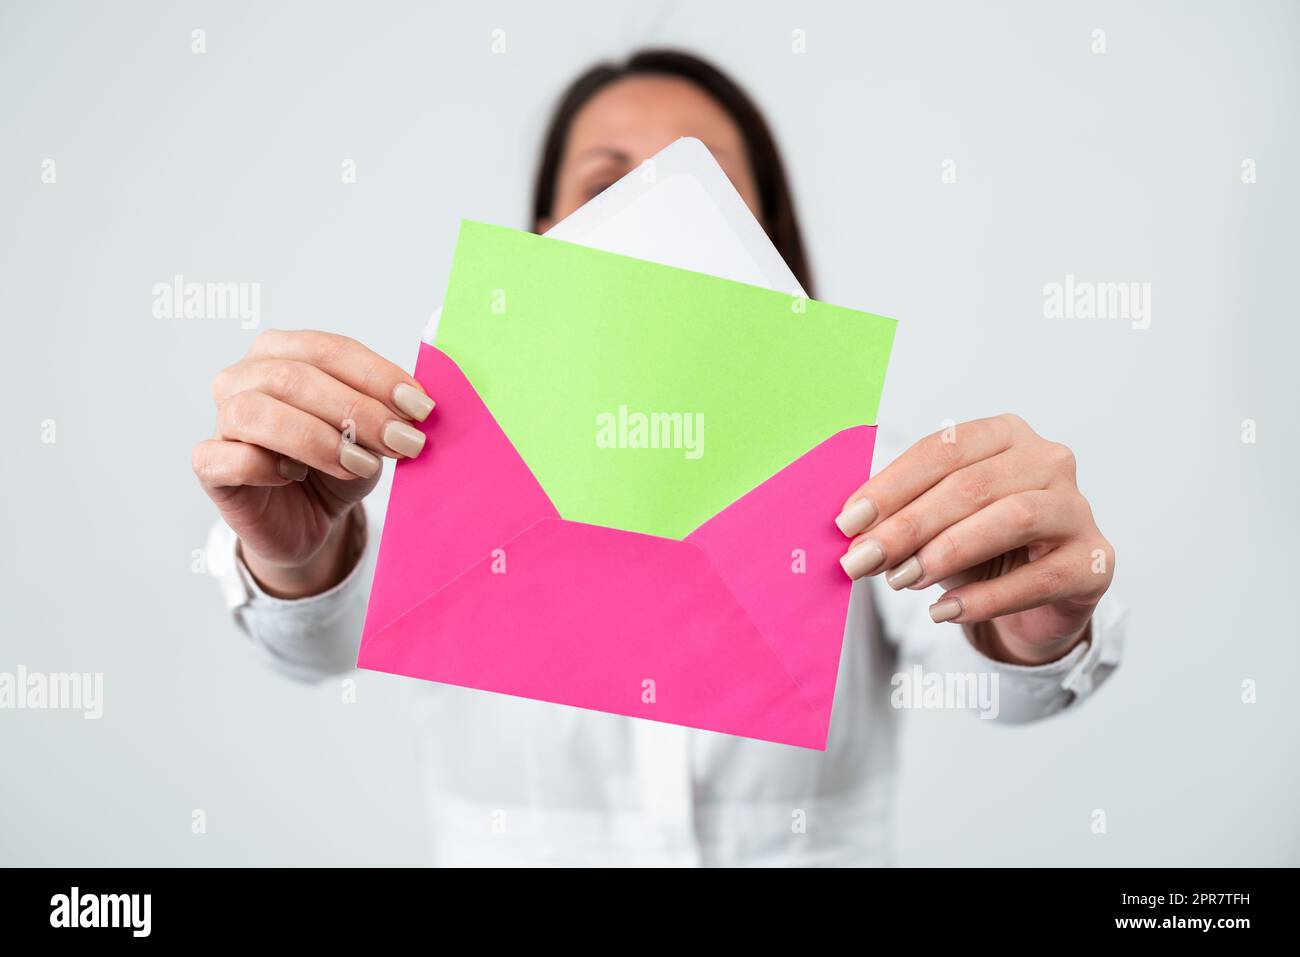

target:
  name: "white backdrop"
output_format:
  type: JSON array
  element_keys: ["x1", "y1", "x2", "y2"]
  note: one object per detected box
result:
[{"x1": 1, "y1": 0, "x2": 1296, "y2": 865}]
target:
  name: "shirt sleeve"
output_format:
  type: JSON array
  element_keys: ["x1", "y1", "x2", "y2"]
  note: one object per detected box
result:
[
  {"x1": 204, "y1": 508, "x2": 375, "y2": 684},
  {"x1": 873, "y1": 578, "x2": 1125, "y2": 723}
]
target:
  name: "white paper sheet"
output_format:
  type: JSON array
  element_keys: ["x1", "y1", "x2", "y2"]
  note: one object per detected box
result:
[{"x1": 422, "y1": 137, "x2": 803, "y2": 343}]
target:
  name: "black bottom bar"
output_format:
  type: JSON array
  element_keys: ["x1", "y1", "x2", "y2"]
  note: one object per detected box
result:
[{"x1": 0, "y1": 866, "x2": 1284, "y2": 942}]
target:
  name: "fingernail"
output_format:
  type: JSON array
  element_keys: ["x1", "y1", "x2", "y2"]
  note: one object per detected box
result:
[
  {"x1": 835, "y1": 497, "x2": 877, "y2": 537},
  {"x1": 393, "y1": 383, "x2": 435, "y2": 422},
  {"x1": 383, "y1": 420, "x2": 427, "y2": 458},
  {"x1": 929, "y1": 597, "x2": 963, "y2": 623},
  {"x1": 886, "y1": 556, "x2": 924, "y2": 590},
  {"x1": 278, "y1": 457, "x2": 308, "y2": 482},
  {"x1": 840, "y1": 540, "x2": 885, "y2": 579},
  {"x1": 340, "y1": 441, "x2": 381, "y2": 478}
]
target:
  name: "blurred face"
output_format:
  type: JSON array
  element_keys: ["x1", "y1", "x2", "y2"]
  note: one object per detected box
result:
[{"x1": 539, "y1": 74, "x2": 761, "y2": 231}]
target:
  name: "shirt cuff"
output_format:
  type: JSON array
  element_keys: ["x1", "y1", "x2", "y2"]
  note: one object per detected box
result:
[
  {"x1": 204, "y1": 508, "x2": 375, "y2": 682},
  {"x1": 224, "y1": 507, "x2": 370, "y2": 611},
  {"x1": 956, "y1": 599, "x2": 1126, "y2": 723}
]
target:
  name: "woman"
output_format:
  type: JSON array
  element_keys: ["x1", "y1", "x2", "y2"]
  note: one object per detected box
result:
[{"x1": 194, "y1": 50, "x2": 1122, "y2": 866}]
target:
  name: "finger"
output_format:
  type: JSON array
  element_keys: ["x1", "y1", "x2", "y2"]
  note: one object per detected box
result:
[
  {"x1": 927, "y1": 544, "x2": 1100, "y2": 625},
  {"x1": 881, "y1": 489, "x2": 1084, "y2": 589},
  {"x1": 838, "y1": 448, "x2": 1054, "y2": 579},
  {"x1": 214, "y1": 359, "x2": 427, "y2": 459},
  {"x1": 834, "y1": 414, "x2": 1028, "y2": 538},
  {"x1": 216, "y1": 390, "x2": 381, "y2": 481},
  {"x1": 246, "y1": 330, "x2": 434, "y2": 421},
  {"x1": 191, "y1": 439, "x2": 307, "y2": 489}
]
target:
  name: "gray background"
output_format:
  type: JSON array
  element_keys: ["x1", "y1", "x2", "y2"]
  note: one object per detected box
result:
[{"x1": 1, "y1": 0, "x2": 1295, "y2": 865}]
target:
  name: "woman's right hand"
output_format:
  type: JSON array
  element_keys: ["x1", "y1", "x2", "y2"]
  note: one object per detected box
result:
[{"x1": 192, "y1": 330, "x2": 435, "y2": 598}]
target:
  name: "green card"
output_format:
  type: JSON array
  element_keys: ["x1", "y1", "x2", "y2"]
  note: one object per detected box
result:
[{"x1": 435, "y1": 220, "x2": 896, "y2": 540}]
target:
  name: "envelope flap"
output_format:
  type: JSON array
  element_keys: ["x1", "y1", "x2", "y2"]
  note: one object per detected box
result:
[
  {"x1": 435, "y1": 221, "x2": 896, "y2": 541},
  {"x1": 360, "y1": 343, "x2": 558, "y2": 651},
  {"x1": 687, "y1": 425, "x2": 878, "y2": 730}
]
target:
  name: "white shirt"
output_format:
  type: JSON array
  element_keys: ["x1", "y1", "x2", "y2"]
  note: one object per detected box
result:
[{"x1": 205, "y1": 430, "x2": 1124, "y2": 866}]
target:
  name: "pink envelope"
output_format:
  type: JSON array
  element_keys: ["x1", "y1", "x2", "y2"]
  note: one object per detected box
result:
[{"x1": 358, "y1": 343, "x2": 877, "y2": 749}]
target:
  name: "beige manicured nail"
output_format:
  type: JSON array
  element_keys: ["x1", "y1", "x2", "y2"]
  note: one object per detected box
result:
[
  {"x1": 929, "y1": 597, "x2": 963, "y2": 623},
  {"x1": 886, "y1": 556, "x2": 924, "y2": 590},
  {"x1": 340, "y1": 441, "x2": 381, "y2": 478},
  {"x1": 383, "y1": 420, "x2": 427, "y2": 458},
  {"x1": 839, "y1": 540, "x2": 885, "y2": 579},
  {"x1": 278, "y1": 457, "x2": 308, "y2": 482},
  {"x1": 393, "y1": 383, "x2": 435, "y2": 422},
  {"x1": 835, "y1": 497, "x2": 877, "y2": 537}
]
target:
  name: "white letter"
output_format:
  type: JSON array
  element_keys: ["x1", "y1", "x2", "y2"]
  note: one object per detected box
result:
[
  {"x1": 1042, "y1": 282, "x2": 1063, "y2": 319},
  {"x1": 134, "y1": 894, "x2": 151, "y2": 938},
  {"x1": 1130, "y1": 282, "x2": 1151, "y2": 330},
  {"x1": 83, "y1": 673, "x2": 103, "y2": 720},
  {"x1": 595, "y1": 412, "x2": 615, "y2": 448},
  {"x1": 50, "y1": 893, "x2": 70, "y2": 928},
  {"x1": 684, "y1": 413, "x2": 704, "y2": 460}
]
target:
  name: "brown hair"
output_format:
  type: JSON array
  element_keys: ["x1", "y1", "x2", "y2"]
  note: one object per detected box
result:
[{"x1": 531, "y1": 49, "x2": 813, "y2": 295}]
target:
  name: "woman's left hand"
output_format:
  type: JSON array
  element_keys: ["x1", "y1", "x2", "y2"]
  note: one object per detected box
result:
[{"x1": 834, "y1": 413, "x2": 1114, "y2": 666}]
